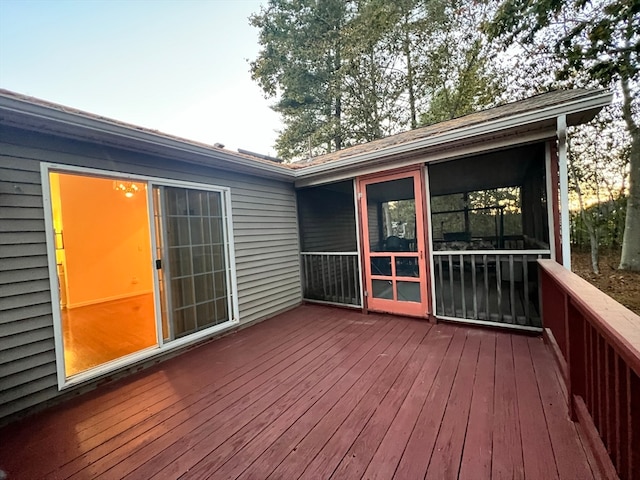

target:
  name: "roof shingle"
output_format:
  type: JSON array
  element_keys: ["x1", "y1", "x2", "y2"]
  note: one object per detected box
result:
[{"x1": 288, "y1": 88, "x2": 603, "y2": 169}]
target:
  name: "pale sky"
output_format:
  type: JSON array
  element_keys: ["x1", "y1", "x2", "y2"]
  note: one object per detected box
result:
[{"x1": 0, "y1": 0, "x2": 282, "y2": 155}]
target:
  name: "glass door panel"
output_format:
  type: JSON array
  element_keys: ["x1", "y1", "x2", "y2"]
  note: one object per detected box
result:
[
  {"x1": 50, "y1": 171, "x2": 158, "y2": 379},
  {"x1": 154, "y1": 185, "x2": 231, "y2": 341},
  {"x1": 358, "y1": 170, "x2": 429, "y2": 317}
]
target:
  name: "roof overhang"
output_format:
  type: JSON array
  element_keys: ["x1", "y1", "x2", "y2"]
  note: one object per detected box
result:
[
  {"x1": 0, "y1": 92, "x2": 296, "y2": 181},
  {"x1": 0, "y1": 89, "x2": 611, "y2": 187},
  {"x1": 294, "y1": 90, "x2": 612, "y2": 188}
]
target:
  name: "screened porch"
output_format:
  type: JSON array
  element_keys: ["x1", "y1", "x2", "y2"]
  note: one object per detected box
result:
[
  {"x1": 428, "y1": 143, "x2": 552, "y2": 329},
  {"x1": 297, "y1": 180, "x2": 362, "y2": 307},
  {"x1": 296, "y1": 143, "x2": 553, "y2": 331}
]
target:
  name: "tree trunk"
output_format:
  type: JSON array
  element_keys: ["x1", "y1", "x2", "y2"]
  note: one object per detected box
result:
[
  {"x1": 589, "y1": 228, "x2": 600, "y2": 275},
  {"x1": 618, "y1": 76, "x2": 640, "y2": 271},
  {"x1": 334, "y1": 41, "x2": 343, "y2": 152},
  {"x1": 570, "y1": 152, "x2": 600, "y2": 273},
  {"x1": 402, "y1": 15, "x2": 417, "y2": 129}
]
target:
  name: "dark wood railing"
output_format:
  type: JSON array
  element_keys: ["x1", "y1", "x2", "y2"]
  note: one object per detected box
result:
[
  {"x1": 301, "y1": 252, "x2": 361, "y2": 307},
  {"x1": 433, "y1": 250, "x2": 550, "y2": 328},
  {"x1": 539, "y1": 259, "x2": 639, "y2": 480}
]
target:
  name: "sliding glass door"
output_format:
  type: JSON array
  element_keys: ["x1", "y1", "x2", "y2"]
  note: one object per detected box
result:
[
  {"x1": 49, "y1": 171, "x2": 157, "y2": 379},
  {"x1": 153, "y1": 185, "x2": 233, "y2": 341},
  {"x1": 45, "y1": 164, "x2": 238, "y2": 387}
]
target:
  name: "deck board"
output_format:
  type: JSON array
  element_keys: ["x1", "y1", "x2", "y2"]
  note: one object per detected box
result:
[
  {"x1": 0, "y1": 305, "x2": 598, "y2": 479},
  {"x1": 167, "y1": 317, "x2": 404, "y2": 479},
  {"x1": 298, "y1": 323, "x2": 434, "y2": 479},
  {"x1": 331, "y1": 324, "x2": 454, "y2": 480},
  {"x1": 512, "y1": 334, "x2": 560, "y2": 479},
  {"x1": 491, "y1": 333, "x2": 525, "y2": 479},
  {"x1": 67, "y1": 309, "x2": 351, "y2": 479},
  {"x1": 424, "y1": 330, "x2": 481, "y2": 479},
  {"x1": 231, "y1": 320, "x2": 412, "y2": 480},
  {"x1": 60, "y1": 308, "x2": 346, "y2": 479},
  {"x1": 528, "y1": 336, "x2": 595, "y2": 479},
  {"x1": 458, "y1": 330, "x2": 496, "y2": 480},
  {"x1": 112, "y1": 308, "x2": 367, "y2": 479},
  {"x1": 8, "y1": 304, "x2": 314, "y2": 450},
  {"x1": 284, "y1": 323, "x2": 431, "y2": 480},
  {"x1": 391, "y1": 328, "x2": 467, "y2": 480}
]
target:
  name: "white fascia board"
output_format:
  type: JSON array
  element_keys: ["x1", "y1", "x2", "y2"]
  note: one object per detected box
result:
[
  {"x1": 294, "y1": 127, "x2": 556, "y2": 188},
  {"x1": 0, "y1": 95, "x2": 295, "y2": 181},
  {"x1": 294, "y1": 91, "x2": 612, "y2": 180},
  {"x1": 1, "y1": 90, "x2": 612, "y2": 184}
]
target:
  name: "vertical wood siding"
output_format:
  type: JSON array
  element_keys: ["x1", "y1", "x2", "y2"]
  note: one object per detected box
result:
[{"x1": 0, "y1": 127, "x2": 301, "y2": 423}]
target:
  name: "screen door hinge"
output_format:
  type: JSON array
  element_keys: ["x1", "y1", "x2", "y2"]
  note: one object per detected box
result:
[
  {"x1": 155, "y1": 259, "x2": 162, "y2": 270},
  {"x1": 357, "y1": 191, "x2": 363, "y2": 200},
  {"x1": 364, "y1": 290, "x2": 368, "y2": 297}
]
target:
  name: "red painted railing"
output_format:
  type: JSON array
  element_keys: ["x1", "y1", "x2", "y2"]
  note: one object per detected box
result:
[{"x1": 539, "y1": 259, "x2": 639, "y2": 480}]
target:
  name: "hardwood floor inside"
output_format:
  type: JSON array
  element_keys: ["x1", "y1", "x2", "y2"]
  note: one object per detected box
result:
[
  {"x1": 62, "y1": 293, "x2": 157, "y2": 376},
  {"x1": 1, "y1": 305, "x2": 598, "y2": 479}
]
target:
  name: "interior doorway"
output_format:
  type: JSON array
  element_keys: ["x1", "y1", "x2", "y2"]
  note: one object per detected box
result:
[
  {"x1": 358, "y1": 169, "x2": 429, "y2": 317},
  {"x1": 50, "y1": 172, "x2": 157, "y2": 377}
]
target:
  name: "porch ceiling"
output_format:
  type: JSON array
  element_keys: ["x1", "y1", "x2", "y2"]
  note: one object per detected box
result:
[
  {"x1": 429, "y1": 143, "x2": 544, "y2": 196},
  {"x1": 0, "y1": 305, "x2": 599, "y2": 479}
]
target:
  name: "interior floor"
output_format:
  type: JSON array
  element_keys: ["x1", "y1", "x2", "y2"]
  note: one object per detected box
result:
[{"x1": 62, "y1": 293, "x2": 157, "y2": 376}]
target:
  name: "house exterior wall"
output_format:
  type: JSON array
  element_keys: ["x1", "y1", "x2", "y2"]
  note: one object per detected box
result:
[
  {"x1": 297, "y1": 181, "x2": 358, "y2": 252},
  {"x1": 0, "y1": 126, "x2": 301, "y2": 422}
]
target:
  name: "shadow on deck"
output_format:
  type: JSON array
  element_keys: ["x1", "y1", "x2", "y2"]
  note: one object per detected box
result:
[{"x1": 0, "y1": 305, "x2": 599, "y2": 479}]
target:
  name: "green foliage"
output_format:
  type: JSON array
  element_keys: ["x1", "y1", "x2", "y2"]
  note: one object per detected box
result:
[
  {"x1": 386, "y1": 200, "x2": 416, "y2": 239},
  {"x1": 487, "y1": 0, "x2": 640, "y2": 270},
  {"x1": 250, "y1": 0, "x2": 501, "y2": 160},
  {"x1": 419, "y1": 1, "x2": 502, "y2": 125},
  {"x1": 486, "y1": 0, "x2": 639, "y2": 86},
  {"x1": 571, "y1": 196, "x2": 627, "y2": 249},
  {"x1": 430, "y1": 188, "x2": 522, "y2": 241},
  {"x1": 250, "y1": 0, "x2": 348, "y2": 159}
]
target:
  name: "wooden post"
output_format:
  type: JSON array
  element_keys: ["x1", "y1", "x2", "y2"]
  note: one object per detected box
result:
[
  {"x1": 557, "y1": 115, "x2": 571, "y2": 270},
  {"x1": 567, "y1": 300, "x2": 586, "y2": 420},
  {"x1": 548, "y1": 142, "x2": 563, "y2": 265}
]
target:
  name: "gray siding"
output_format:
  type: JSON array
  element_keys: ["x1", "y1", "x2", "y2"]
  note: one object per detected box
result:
[
  {"x1": 0, "y1": 126, "x2": 301, "y2": 423},
  {"x1": 297, "y1": 181, "x2": 358, "y2": 252}
]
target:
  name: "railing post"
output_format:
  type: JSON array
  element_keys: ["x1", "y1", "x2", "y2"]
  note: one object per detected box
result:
[
  {"x1": 540, "y1": 269, "x2": 568, "y2": 357},
  {"x1": 300, "y1": 252, "x2": 362, "y2": 307},
  {"x1": 567, "y1": 300, "x2": 586, "y2": 421},
  {"x1": 538, "y1": 259, "x2": 640, "y2": 480}
]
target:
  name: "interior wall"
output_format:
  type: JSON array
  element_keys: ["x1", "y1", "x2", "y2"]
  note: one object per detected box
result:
[{"x1": 55, "y1": 173, "x2": 154, "y2": 308}]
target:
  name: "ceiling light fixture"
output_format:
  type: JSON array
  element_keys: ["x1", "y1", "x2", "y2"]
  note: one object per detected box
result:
[{"x1": 113, "y1": 181, "x2": 140, "y2": 198}]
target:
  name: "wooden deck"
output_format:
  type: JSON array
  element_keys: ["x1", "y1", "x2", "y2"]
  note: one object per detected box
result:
[{"x1": 0, "y1": 305, "x2": 600, "y2": 479}]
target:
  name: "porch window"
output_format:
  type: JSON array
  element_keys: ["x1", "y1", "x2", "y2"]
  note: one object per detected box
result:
[
  {"x1": 297, "y1": 180, "x2": 361, "y2": 307},
  {"x1": 428, "y1": 144, "x2": 551, "y2": 329}
]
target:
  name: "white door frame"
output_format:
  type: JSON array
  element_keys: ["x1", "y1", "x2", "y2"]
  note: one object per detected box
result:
[{"x1": 41, "y1": 162, "x2": 240, "y2": 390}]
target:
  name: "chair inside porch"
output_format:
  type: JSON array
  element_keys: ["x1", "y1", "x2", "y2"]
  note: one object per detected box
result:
[{"x1": 0, "y1": 305, "x2": 601, "y2": 479}]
